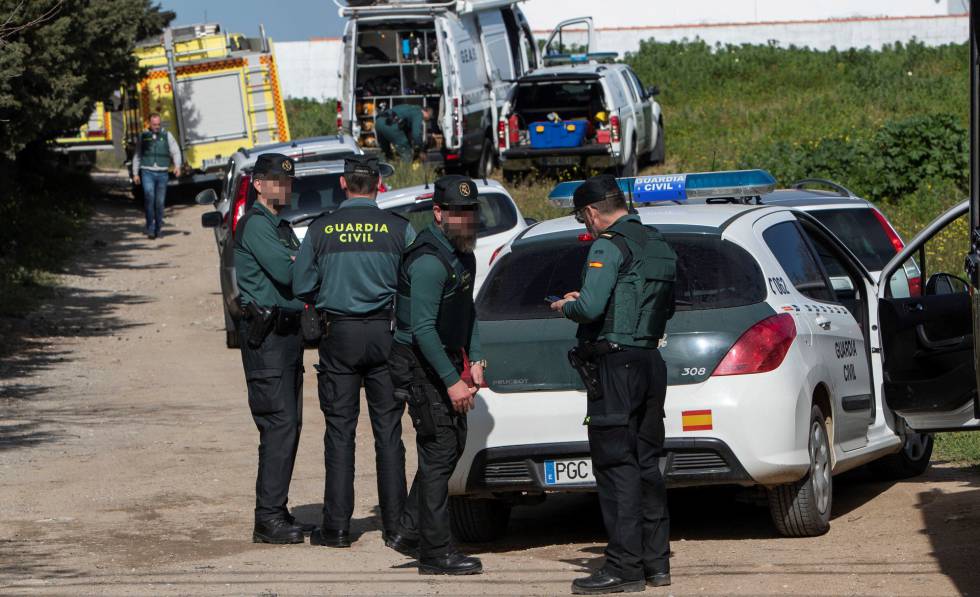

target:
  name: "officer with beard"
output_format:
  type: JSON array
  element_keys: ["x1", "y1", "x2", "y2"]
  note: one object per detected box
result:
[{"x1": 383, "y1": 175, "x2": 485, "y2": 575}]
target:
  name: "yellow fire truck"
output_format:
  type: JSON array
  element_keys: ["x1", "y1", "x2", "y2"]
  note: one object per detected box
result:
[
  {"x1": 53, "y1": 101, "x2": 119, "y2": 170},
  {"x1": 123, "y1": 23, "x2": 291, "y2": 190}
]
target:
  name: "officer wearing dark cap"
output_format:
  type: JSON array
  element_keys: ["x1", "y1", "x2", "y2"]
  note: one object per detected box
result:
[
  {"x1": 234, "y1": 152, "x2": 308, "y2": 544},
  {"x1": 384, "y1": 174, "x2": 485, "y2": 575},
  {"x1": 293, "y1": 154, "x2": 415, "y2": 548},
  {"x1": 550, "y1": 174, "x2": 677, "y2": 594}
]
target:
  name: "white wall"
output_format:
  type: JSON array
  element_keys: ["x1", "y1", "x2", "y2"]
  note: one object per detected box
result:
[
  {"x1": 274, "y1": 38, "x2": 342, "y2": 101},
  {"x1": 273, "y1": 12, "x2": 969, "y2": 101}
]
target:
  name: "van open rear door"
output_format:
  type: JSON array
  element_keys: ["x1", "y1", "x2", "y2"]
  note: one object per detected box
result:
[
  {"x1": 340, "y1": 18, "x2": 357, "y2": 135},
  {"x1": 969, "y1": 4, "x2": 980, "y2": 399}
]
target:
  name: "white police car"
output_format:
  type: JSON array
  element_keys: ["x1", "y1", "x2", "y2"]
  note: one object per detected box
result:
[{"x1": 445, "y1": 170, "x2": 977, "y2": 542}]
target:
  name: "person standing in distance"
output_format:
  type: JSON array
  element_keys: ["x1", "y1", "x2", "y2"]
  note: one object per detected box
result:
[
  {"x1": 234, "y1": 153, "x2": 307, "y2": 544},
  {"x1": 131, "y1": 113, "x2": 181, "y2": 239},
  {"x1": 550, "y1": 174, "x2": 677, "y2": 594},
  {"x1": 385, "y1": 175, "x2": 485, "y2": 575},
  {"x1": 292, "y1": 155, "x2": 415, "y2": 548},
  {"x1": 375, "y1": 104, "x2": 432, "y2": 163}
]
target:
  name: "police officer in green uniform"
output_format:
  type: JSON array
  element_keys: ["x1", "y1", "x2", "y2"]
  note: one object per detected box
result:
[
  {"x1": 292, "y1": 155, "x2": 416, "y2": 548},
  {"x1": 234, "y1": 153, "x2": 307, "y2": 544},
  {"x1": 550, "y1": 174, "x2": 677, "y2": 594},
  {"x1": 376, "y1": 104, "x2": 433, "y2": 163},
  {"x1": 384, "y1": 175, "x2": 485, "y2": 575}
]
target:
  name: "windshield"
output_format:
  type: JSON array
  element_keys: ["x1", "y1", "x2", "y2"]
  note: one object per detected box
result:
[
  {"x1": 478, "y1": 232, "x2": 767, "y2": 320},
  {"x1": 247, "y1": 173, "x2": 346, "y2": 221},
  {"x1": 385, "y1": 192, "x2": 518, "y2": 238},
  {"x1": 809, "y1": 208, "x2": 897, "y2": 271}
]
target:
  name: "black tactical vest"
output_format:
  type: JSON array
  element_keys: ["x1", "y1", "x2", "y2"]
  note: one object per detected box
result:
[{"x1": 395, "y1": 226, "x2": 477, "y2": 352}]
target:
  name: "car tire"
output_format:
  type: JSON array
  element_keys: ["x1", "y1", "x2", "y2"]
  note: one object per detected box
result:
[
  {"x1": 449, "y1": 496, "x2": 511, "y2": 543},
  {"x1": 650, "y1": 120, "x2": 665, "y2": 165},
  {"x1": 767, "y1": 404, "x2": 832, "y2": 537},
  {"x1": 870, "y1": 418, "x2": 933, "y2": 480},
  {"x1": 616, "y1": 139, "x2": 638, "y2": 178},
  {"x1": 473, "y1": 138, "x2": 495, "y2": 179}
]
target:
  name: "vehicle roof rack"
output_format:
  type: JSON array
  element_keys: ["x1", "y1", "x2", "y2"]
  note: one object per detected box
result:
[
  {"x1": 548, "y1": 169, "x2": 777, "y2": 208},
  {"x1": 791, "y1": 178, "x2": 855, "y2": 197},
  {"x1": 333, "y1": 0, "x2": 519, "y2": 17}
]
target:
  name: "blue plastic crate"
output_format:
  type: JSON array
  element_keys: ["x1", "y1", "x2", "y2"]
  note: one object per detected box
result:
[{"x1": 529, "y1": 119, "x2": 588, "y2": 149}]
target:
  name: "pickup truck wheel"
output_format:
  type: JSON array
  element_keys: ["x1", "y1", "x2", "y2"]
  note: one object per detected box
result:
[
  {"x1": 449, "y1": 496, "x2": 511, "y2": 542},
  {"x1": 473, "y1": 138, "x2": 495, "y2": 178},
  {"x1": 617, "y1": 140, "x2": 638, "y2": 177},
  {"x1": 870, "y1": 418, "x2": 933, "y2": 479},
  {"x1": 650, "y1": 121, "x2": 665, "y2": 165},
  {"x1": 767, "y1": 404, "x2": 832, "y2": 537}
]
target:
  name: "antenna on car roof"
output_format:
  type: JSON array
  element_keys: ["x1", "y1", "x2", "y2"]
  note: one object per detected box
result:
[{"x1": 423, "y1": 160, "x2": 430, "y2": 190}]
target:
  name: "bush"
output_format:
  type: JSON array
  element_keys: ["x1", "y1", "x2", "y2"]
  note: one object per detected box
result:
[{"x1": 286, "y1": 98, "x2": 338, "y2": 139}]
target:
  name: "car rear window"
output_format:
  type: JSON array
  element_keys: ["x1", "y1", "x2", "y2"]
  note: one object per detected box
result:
[
  {"x1": 478, "y1": 233, "x2": 766, "y2": 320},
  {"x1": 386, "y1": 192, "x2": 518, "y2": 238},
  {"x1": 809, "y1": 208, "x2": 896, "y2": 271}
]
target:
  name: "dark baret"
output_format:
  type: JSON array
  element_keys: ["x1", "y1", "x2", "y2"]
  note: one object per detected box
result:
[
  {"x1": 252, "y1": 153, "x2": 295, "y2": 179},
  {"x1": 433, "y1": 174, "x2": 480, "y2": 207}
]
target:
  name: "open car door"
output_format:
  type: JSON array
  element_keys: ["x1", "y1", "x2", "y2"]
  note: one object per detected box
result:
[
  {"x1": 542, "y1": 17, "x2": 594, "y2": 58},
  {"x1": 878, "y1": 200, "x2": 980, "y2": 432}
]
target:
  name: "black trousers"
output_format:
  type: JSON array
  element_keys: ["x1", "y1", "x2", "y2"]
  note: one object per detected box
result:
[
  {"x1": 389, "y1": 342, "x2": 466, "y2": 558},
  {"x1": 239, "y1": 319, "x2": 304, "y2": 522},
  {"x1": 589, "y1": 347, "x2": 670, "y2": 581},
  {"x1": 317, "y1": 318, "x2": 407, "y2": 533}
]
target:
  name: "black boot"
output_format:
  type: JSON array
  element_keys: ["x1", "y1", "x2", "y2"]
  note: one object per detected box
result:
[
  {"x1": 646, "y1": 572, "x2": 671, "y2": 587},
  {"x1": 383, "y1": 532, "x2": 419, "y2": 558},
  {"x1": 571, "y1": 569, "x2": 644, "y2": 595},
  {"x1": 418, "y1": 551, "x2": 483, "y2": 575},
  {"x1": 253, "y1": 518, "x2": 304, "y2": 544},
  {"x1": 284, "y1": 512, "x2": 316, "y2": 534},
  {"x1": 310, "y1": 527, "x2": 351, "y2": 548}
]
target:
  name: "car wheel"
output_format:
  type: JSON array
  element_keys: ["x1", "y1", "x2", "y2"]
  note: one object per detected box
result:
[
  {"x1": 767, "y1": 404, "x2": 832, "y2": 537},
  {"x1": 650, "y1": 121, "x2": 665, "y2": 165},
  {"x1": 870, "y1": 418, "x2": 933, "y2": 479},
  {"x1": 472, "y1": 138, "x2": 495, "y2": 179},
  {"x1": 449, "y1": 496, "x2": 511, "y2": 542},
  {"x1": 617, "y1": 139, "x2": 638, "y2": 177}
]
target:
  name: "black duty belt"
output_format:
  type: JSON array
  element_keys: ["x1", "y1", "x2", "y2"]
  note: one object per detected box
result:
[{"x1": 319, "y1": 308, "x2": 393, "y2": 323}]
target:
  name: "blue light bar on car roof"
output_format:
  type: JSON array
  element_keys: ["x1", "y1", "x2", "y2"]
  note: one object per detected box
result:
[{"x1": 547, "y1": 169, "x2": 777, "y2": 208}]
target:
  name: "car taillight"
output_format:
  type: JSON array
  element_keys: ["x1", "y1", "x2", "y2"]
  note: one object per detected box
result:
[
  {"x1": 230, "y1": 174, "x2": 251, "y2": 236},
  {"x1": 336, "y1": 100, "x2": 343, "y2": 131},
  {"x1": 712, "y1": 313, "x2": 796, "y2": 376},
  {"x1": 578, "y1": 233, "x2": 594, "y2": 242},
  {"x1": 377, "y1": 181, "x2": 388, "y2": 193},
  {"x1": 610, "y1": 115, "x2": 621, "y2": 144},
  {"x1": 489, "y1": 244, "x2": 504, "y2": 265},
  {"x1": 908, "y1": 276, "x2": 922, "y2": 297},
  {"x1": 509, "y1": 114, "x2": 519, "y2": 144},
  {"x1": 497, "y1": 119, "x2": 507, "y2": 149},
  {"x1": 871, "y1": 209, "x2": 905, "y2": 254},
  {"x1": 452, "y1": 98, "x2": 461, "y2": 145}
]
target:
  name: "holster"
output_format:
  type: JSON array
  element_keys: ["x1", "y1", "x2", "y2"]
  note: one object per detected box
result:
[
  {"x1": 243, "y1": 303, "x2": 276, "y2": 348},
  {"x1": 567, "y1": 340, "x2": 623, "y2": 400},
  {"x1": 407, "y1": 382, "x2": 440, "y2": 437},
  {"x1": 301, "y1": 305, "x2": 321, "y2": 343}
]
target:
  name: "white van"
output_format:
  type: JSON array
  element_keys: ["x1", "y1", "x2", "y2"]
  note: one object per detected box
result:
[{"x1": 334, "y1": 0, "x2": 545, "y2": 176}]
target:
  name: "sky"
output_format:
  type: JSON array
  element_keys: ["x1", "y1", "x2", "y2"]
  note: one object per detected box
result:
[{"x1": 159, "y1": 0, "x2": 348, "y2": 41}]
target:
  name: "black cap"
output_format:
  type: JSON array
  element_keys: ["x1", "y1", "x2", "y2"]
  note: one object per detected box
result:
[
  {"x1": 253, "y1": 153, "x2": 295, "y2": 179},
  {"x1": 573, "y1": 174, "x2": 623, "y2": 212},
  {"x1": 433, "y1": 175, "x2": 480, "y2": 207},
  {"x1": 343, "y1": 154, "x2": 394, "y2": 178}
]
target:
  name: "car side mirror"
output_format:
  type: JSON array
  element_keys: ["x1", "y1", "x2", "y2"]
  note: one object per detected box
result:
[
  {"x1": 647, "y1": 85, "x2": 660, "y2": 97},
  {"x1": 925, "y1": 272, "x2": 970, "y2": 296},
  {"x1": 201, "y1": 211, "x2": 223, "y2": 228},
  {"x1": 195, "y1": 188, "x2": 218, "y2": 205}
]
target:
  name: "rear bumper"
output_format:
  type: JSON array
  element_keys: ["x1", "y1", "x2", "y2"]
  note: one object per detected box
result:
[
  {"x1": 501, "y1": 145, "x2": 616, "y2": 170},
  {"x1": 462, "y1": 438, "x2": 751, "y2": 496}
]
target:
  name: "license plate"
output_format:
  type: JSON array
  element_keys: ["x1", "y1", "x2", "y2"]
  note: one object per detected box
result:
[
  {"x1": 202, "y1": 157, "x2": 226, "y2": 170},
  {"x1": 544, "y1": 458, "x2": 595, "y2": 485},
  {"x1": 541, "y1": 156, "x2": 579, "y2": 167}
]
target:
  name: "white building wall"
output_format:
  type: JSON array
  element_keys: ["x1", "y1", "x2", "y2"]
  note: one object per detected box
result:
[{"x1": 274, "y1": 13, "x2": 969, "y2": 100}]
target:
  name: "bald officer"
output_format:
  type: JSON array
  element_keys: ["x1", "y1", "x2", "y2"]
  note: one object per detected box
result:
[{"x1": 293, "y1": 155, "x2": 416, "y2": 548}]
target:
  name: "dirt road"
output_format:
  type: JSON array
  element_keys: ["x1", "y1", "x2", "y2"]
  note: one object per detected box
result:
[{"x1": 1, "y1": 178, "x2": 979, "y2": 595}]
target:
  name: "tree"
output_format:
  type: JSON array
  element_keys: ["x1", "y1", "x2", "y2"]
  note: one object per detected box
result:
[{"x1": 0, "y1": 0, "x2": 174, "y2": 160}]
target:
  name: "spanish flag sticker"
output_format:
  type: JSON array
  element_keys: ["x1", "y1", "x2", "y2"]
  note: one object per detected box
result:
[
  {"x1": 588, "y1": 261, "x2": 604, "y2": 268},
  {"x1": 682, "y1": 409, "x2": 713, "y2": 431}
]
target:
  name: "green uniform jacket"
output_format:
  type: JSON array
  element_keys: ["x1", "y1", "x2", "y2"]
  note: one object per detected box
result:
[
  {"x1": 562, "y1": 213, "x2": 676, "y2": 347},
  {"x1": 292, "y1": 197, "x2": 416, "y2": 314},
  {"x1": 394, "y1": 224, "x2": 483, "y2": 388},
  {"x1": 391, "y1": 104, "x2": 424, "y2": 147},
  {"x1": 234, "y1": 202, "x2": 304, "y2": 310}
]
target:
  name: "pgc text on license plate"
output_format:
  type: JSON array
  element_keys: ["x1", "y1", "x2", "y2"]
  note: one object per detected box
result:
[{"x1": 544, "y1": 458, "x2": 595, "y2": 485}]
